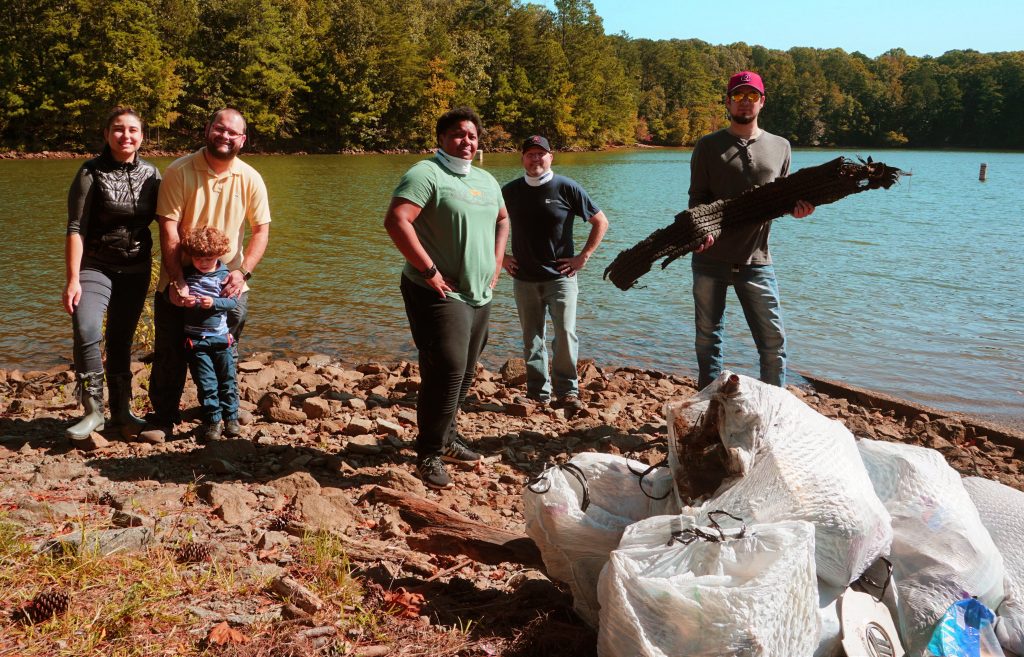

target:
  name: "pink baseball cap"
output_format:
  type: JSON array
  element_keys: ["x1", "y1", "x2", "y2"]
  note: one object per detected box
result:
[{"x1": 727, "y1": 71, "x2": 765, "y2": 95}]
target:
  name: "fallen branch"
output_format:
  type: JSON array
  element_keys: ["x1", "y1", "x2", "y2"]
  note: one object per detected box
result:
[{"x1": 369, "y1": 486, "x2": 545, "y2": 569}]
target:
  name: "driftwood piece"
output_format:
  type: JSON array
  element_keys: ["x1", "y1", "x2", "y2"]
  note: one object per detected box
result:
[
  {"x1": 369, "y1": 486, "x2": 545, "y2": 569},
  {"x1": 604, "y1": 156, "x2": 904, "y2": 290},
  {"x1": 281, "y1": 519, "x2": 435, "y2": 576}
]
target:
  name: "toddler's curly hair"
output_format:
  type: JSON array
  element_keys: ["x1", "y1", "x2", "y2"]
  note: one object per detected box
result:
[{"x1": 181, "y1": 226, "x2": 231, "y2": 258}]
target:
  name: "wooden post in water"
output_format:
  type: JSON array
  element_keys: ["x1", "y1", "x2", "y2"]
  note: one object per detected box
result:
[
  {"x1": 979, "y1": 163, "x2": 987, "y2": 181},
  {"x1": 478, "y1": 150, "x2": 484, "y2": 165}
]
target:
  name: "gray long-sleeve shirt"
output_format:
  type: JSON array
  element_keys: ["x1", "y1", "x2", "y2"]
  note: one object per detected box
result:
[{"x1": 688, "y1": 128, "x2": 791, "y2": 265}]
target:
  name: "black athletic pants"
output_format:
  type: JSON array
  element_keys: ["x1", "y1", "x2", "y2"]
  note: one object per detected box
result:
[{"x1": 400, "y1": 275, "x2": 490, "y2": 459}]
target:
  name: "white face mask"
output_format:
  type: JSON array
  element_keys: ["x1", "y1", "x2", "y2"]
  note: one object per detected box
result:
[
  {"x1": 524, "y1": 170, "x2": 554, "y2": 187},
  {"x1": 434, "y1": 149, "x2": 472, "y2": 175}
]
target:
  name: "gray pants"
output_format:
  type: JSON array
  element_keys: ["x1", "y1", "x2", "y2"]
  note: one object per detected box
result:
[{"x1": 71, "y1": 266, "x2": 150, "y2": 375}]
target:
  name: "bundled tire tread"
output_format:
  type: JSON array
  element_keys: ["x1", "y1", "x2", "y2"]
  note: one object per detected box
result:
[{"x1": 604, "y1": 157, "x2": 904, "y2": 290}]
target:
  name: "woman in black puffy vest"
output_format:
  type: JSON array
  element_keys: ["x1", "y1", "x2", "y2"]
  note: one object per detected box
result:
[{"x1": 63, "y1": 107, "x2": 161, "y2": 442}]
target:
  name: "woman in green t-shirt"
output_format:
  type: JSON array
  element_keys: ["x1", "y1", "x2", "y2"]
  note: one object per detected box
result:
[{"x1": 384, "y1": 107, "x2": 509, "y2": 490}]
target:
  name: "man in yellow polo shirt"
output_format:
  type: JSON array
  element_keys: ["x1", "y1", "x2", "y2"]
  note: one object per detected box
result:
[{"x1": 140, "y1": 108, "x2": 271, "y2": 443}]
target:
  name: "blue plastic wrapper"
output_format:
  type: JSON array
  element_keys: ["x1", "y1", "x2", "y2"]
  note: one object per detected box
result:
[{"x1": 927, "y1": 597, "x2": 1005, "y2": 657}]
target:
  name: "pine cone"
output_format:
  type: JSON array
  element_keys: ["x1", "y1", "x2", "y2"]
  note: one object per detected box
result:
[
  {"x1": 13, "y1": 589, "x2": 71, "y2": 624},
  {"x1": 268, "y1": 506, "x2": 301, "y2": 531},
  {"x1": 177, "y1": 542, "x2": 212, "y2": 563}
]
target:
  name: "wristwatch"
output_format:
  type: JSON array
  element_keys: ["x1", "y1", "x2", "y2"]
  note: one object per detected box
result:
[
  {"x1": 238, "y1": 266, "x2": 252, "y2": 281},
  {"x1": 418, "y1": 264, "x2": 438, "y2": 278}
]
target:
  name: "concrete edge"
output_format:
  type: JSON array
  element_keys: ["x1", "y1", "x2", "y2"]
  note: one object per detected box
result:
[{"x1": 795, "y1": 370, "x2": 1024, "y2": 450}]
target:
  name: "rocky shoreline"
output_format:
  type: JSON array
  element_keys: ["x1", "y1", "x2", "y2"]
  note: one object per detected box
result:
[{"x1": 1, "y1": 353, "x2": 1021, "y2": 656}]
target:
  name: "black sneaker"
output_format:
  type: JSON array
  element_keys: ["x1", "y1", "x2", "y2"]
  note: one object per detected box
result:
[
  {"x1": 417, "y1": 456, "x2": 453, "y2": 489},
  {"x1": 441, "y1": 436, "x2": 482, "y2": 465},
  {"x1": 223, "y1": 418, "x2": 242, "y2": 437},
  {"x1": 199, "y1": 421, "x2": 223, "y2": 443}
]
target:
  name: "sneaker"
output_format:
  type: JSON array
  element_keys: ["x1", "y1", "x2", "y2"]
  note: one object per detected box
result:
[
  {"x1": 199, "y1": 421, "x2": 223, "y2": 443},
  {"x1": 441, "y1": 436, "x2": 482, "y2": 465},
  {"x1": 555, "y1": 394, "x2": 585, "y2": 412},
  {"x1": 223, "y1": 418, "x2": 242, "y2": 437},
  {"x1": 417, "y1": 456, "x2": 453, "y2": 489}
]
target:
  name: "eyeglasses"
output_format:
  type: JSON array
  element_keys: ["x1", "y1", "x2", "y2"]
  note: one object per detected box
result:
[
  {"x1": 729, "y1": 91, "x2": 762, "y2": 103},
  {"x1": 210, "y1": 125, "x2": 245, "y2": 140}
]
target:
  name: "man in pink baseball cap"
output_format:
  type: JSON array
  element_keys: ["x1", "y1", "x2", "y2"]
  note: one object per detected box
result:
[{"x1": 687, "y1": 70, "x2": 814, "y2": 390}]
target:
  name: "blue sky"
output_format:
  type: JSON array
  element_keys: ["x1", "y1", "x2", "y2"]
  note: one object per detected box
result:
[{"x1": 539, "y1": 0, "x2": 1020, "y2": 58}]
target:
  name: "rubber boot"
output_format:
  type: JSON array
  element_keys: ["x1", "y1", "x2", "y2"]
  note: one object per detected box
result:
[
  {"x1": 66, "y1": 372, "x2": 105, "y2": 441},
  {"x1": 107, "y1": 372, "x2": 146, "y2": 438}
]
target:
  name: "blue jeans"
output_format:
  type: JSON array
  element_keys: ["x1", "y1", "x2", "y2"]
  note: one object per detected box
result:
[
  {"x1": 692, "y1": 260, "x2": 786, "y2": 389},
  {"x1": 185, "y1": 333, "x2": 238, "y2": 423},
  {"x1": 513, "y1": 276, "x2": 579, "y2": 399},
  {"x1": 149, "y1": 290, "x2": 248, "y2": 424}
]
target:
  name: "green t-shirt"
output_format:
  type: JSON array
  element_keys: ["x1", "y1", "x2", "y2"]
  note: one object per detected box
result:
[{"x1": 393, "y1": 156, "x2": 505, "y2": 307}]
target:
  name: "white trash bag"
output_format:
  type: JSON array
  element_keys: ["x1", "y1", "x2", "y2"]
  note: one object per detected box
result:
[
  {"x1": 666, "y1": 371, "x2": 892, "y2": 587},
  {"x1": 523, "y1": 452, "x2": 679, "y2": 627},
  {"x1": 597, "y1": 511, "x2": 820, "y2": 657},
  {"x1": 858, "y1": 440, "x2": 1005, "y2": 657},
  {"x1": 964, "y1": 475, "x2": 1024, "y2": 656}
]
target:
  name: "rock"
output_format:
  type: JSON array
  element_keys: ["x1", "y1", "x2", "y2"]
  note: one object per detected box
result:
[
  {"x1": 257, "y1": 531, "x2": 291, "y2": 551},
  {"x1": 268, "y1": 471, "x2": 321, "y2": 499},
  {"x1": 345, "y1": 397, "x2": 367, "y2": 411},
  {"x1": 505, "y1": 402, "x2": 534, "y2": 417},
  {"x1": 301, "y1": 397, "x2": 331, "y2": 420},
  {"x1": 70, "y1": 431, "x2": 110, "y2": 451},
  {"x1": 242, "y1": 563, "x2": 286, "y2": 583},
  {"x1": 297, "y1": 489, "x2": 359, "y2": 532},
  {"x1": 375, "y1": 418, "x2": 403, "y2": 437},
  {"x1": 111, "y1": 509, "x2": 151, "y2": 528},
  {"x1": 238, "y1": 360, "x2": 264, "y2": 373},
  {"x1": 267, "y1": 405, "x2": 308, "y2": 425},
  {"x1": 500, "y1": 358, "x2": 527, "y2": 386},
  {"x1": 346, "y1": 435, "x2": 382, "y2": 455},
  {"x1": 197, "y1": 482, "x2": 259, "y2": 524},
  {"x1": 381, "y1": 467, "x2": 426, "y2": 495},
  {"x1": 474, "y1": 381, "x2": 499, "y2": 397},
  {"x1": 344, "y1": 417, "x2": 374, "y2": 436},
  {"x1": 40, "y1": 526, "x2": 154, "y2": 556},
  {"x1": 930, "y1": 417, "x2": 967, "y2": 442},
  {"x1": 36, "y1": 461, "x2": 93, "y2": 481}
]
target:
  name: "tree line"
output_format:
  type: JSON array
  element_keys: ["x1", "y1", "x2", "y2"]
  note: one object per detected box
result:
[{"x1": 2, "y1": 0, "x2": 1022, "y2": 153}]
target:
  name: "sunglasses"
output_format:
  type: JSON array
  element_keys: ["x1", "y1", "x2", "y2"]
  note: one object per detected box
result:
[{"x1": 729, "y1": 91, "x2": 762, "y2": 103}]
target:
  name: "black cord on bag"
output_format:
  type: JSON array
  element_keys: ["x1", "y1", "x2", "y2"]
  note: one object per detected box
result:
[{"x1": 526, "y1": 462, "x2": 591, "y2": 512}]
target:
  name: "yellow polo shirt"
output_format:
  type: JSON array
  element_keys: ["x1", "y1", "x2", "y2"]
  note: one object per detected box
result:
[{"x1": 155, "y1": 147, "x2": 271, "y2": 291}]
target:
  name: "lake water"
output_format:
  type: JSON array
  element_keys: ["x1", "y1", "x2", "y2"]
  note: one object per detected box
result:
[{"x1": 1, "y1": 149, "x2": 1021, "y2": 424}]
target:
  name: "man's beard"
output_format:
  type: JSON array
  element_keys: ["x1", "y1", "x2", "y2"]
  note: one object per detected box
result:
[
  {"x1": 730, "y1": 112, "x2": 755, "y2": 125},
  {"x1": 206, "y1": 138, "x2": 241, "y2": 160}
]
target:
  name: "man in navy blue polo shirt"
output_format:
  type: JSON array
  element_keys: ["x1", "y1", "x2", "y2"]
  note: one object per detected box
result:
[{"x1": 502, "y1": 136, "x2": 609, "y2": 411}]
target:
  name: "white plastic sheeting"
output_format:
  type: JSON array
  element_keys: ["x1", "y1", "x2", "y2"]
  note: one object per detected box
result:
[
  {"x1": 523, "y1": 452, "x2": 679, "y2": 627},
  {"x1": 858, "y1": 439, "x2": 1005, "y2": 657},
  {"x1": 666, "y1": 372, "x2": 892, "y2": 587},
  {"x1": 964, "y1": 476, "x2": 1024, "y2": 656},
  {"x1": 596, "y1": 514, "x2": 820, "y2": 657}
]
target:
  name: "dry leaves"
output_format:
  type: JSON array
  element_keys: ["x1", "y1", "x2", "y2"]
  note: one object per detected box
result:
[
  {"x1": 381, "y1": 587, "x2": 424, "y2": 619},
  {"x1": 207, "y1": 621, "x2": 251, "y2": 645}
]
